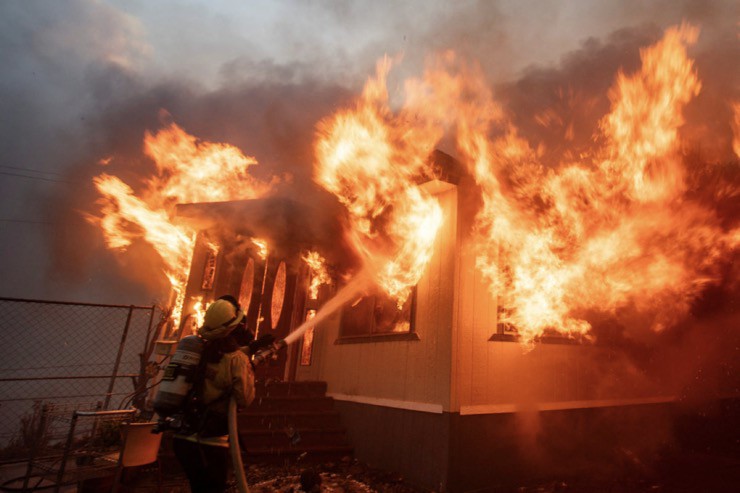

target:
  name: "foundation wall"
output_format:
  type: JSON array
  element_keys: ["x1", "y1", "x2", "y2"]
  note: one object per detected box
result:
[
  {"x1": 334, "y1": 400, "x2": 450, "y2": 491},
  {"x1": 333, "y1": 399, "x2": 694, "y2": 492}
]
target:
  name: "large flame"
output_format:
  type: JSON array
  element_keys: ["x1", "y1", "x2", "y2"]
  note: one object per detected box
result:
[
  {"x1": 88, "y1": 122, "x2": 273, "y2": 327},
  {"x1": 314, "y1": 57, "x2": 444, "y2": 304},
  {"x1": 412, "y1": 24, "x2": 736, "y2": 343},
  {"x1": 316, "y1": 24, "x2": 737, "y2": 344},
  {"x1": 88, "y1": 24, "x2": 736, "y2": 348}
]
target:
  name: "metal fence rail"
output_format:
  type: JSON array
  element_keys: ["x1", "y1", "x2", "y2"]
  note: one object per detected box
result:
[{"x1": 0, "y1": 297, "x2": 164, "y2": 462}]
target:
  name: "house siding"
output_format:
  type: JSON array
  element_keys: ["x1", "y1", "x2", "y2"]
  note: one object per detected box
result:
[
  {"x1": 295, "y1": 184, "x2": 458, "y2": 411},
  {"x1": 291, "y1": 177, "x2": 692, "y2": 491}
]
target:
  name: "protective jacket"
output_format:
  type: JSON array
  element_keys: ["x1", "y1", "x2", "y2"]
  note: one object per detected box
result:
[
  {"x1": 203, "y1": 350, "x2": 255, "y2": 412},
  {"x1": 175, "y1": 348, "x2": 255, "y2": 447},
  {"x1": 174, "y1": 298, "x2": 256, "y2": 447}
]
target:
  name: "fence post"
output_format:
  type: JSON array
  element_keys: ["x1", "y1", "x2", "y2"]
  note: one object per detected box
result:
[
  {"x1": 22, "y1": 402, "x2": 48, "y2": 491},
  {"x1": 54, "y1": 411, "x2": 79, "y2": 493},
  {"x1": 143, "y1": 305, "x2": 156, "y2": 356},
  {"x1": 104, "y1": 306, "x2": 134, "y2": 410}
]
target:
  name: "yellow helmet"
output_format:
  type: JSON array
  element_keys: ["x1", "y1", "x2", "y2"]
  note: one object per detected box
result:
[{"x1": 199, "y1": 299, "x2": 244, "y2": 340}]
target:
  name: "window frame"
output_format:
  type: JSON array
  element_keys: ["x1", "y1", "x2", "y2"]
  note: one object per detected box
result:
[
  {"x1": 489, "y1": 295, "x2": 588, "y2": 345},
  {"x1": 335, "y1": 286, "x2": 420, "y2": 345}
]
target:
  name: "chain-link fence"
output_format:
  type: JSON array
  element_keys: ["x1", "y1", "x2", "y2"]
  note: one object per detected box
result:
[{"x1": 0, "y1": 297, "x2": 166, "y2": 462}]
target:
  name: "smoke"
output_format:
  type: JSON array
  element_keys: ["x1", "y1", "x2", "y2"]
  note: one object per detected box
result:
[
  {"x1": 42, "y1": 75, "x2": 356, "y2": 302},
  {"x1": 496, "y1": 23, "x2": 739, "y2": 167},
  {"x1": 1, "y1": 1, "x2": 737, "y2": 306}
]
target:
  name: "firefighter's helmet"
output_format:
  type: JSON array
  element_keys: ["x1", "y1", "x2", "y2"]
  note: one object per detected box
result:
[{"x1": 199, "y1": 299, "x2": 244, "y2": 340}]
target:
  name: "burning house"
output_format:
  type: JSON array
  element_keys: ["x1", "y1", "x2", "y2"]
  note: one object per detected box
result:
[
  {"x1": 87, "y1": 23, "x2": 739, "y2": 492},
  {"x1": 172, "y1": 155, "x2": 737, "y2": 491}
]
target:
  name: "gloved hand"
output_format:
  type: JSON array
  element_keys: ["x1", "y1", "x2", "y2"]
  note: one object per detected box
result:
[{"x1": 248, "y1": 334, "x2": 276, "y2": 354}]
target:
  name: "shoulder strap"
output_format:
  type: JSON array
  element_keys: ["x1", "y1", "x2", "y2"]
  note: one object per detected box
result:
[{"x1": 190, "y1": 341, "x2": 212, "y2": 399}]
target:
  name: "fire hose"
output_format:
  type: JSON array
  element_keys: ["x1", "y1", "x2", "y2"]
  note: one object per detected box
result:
[
  {"x1": 252, "y1": 272, "x2": 370, "y2": 364},
  {"x1": 230, "y1": 273, "x2": 370, "y2": 492},
  {"x1": 229, "y1": 396, "x2": 250, "y2": 493}
]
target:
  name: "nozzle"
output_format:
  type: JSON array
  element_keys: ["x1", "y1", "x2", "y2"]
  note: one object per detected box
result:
[
  {"x1": 251, "y1": 339, "x2": 287, "y2": 365},
  {"x1": 152, "y1": 415, "x2": 184, "y2": 434}
]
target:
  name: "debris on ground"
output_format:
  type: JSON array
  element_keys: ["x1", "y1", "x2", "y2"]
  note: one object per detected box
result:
[{"x1": 246, "y1": 457, "x2": 430, "y2": 493}]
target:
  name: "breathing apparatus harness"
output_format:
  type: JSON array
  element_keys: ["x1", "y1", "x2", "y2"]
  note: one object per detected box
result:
[{"x1": 152, "y1": 297, "x2": 281, "y2": 493}]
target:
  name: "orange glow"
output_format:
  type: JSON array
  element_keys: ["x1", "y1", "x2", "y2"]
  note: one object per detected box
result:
[
  {"x1": 191, "y1": 296, "x2": 207, "y2": 333},
  {"x1": 143, "y1": 122, "x2": 273, "y2": 204},
  {"x1": 600, "y1": 24, "x2": 700, "y2": 202},
  {"x1": 733, "y1": 101, "x2": 740, "y2": 158},
  {"x1": 316, "y1": 24, "x2": 737, "y2": 345},
  {"x1": 252, "y1": 238, "x2": 269, "y2": 259},
  {"x1": 302, "y1": 251, "x2": 332, "y2": 299},
  {"x1": 315, "y1": 57, "x2": 444, "y2": 305},
  {"x1": 88, "y1": 24, "x2": 736, "y2": 348},
  {"x1": 88, "y1": 122, "x2": 273, "y2": 328},
  {"x1": 441, "y1": 24, "x2": 735, "y2": 343}
]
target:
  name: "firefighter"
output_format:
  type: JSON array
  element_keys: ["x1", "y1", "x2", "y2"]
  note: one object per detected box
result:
[{"x1": 171, "y1": 295, "x2": 257, "y2": 493}]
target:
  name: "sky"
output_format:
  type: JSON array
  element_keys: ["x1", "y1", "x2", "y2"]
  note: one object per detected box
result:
[{"x1": 0, "y1": 0, "x2": 737, "y2": 305}]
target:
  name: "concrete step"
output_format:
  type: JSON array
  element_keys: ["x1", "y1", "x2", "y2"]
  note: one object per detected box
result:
[
  {"x1": 243, "y1": 444, "x2": 354, "y2": 465},
  {"x1": 245, "y1": 395, "x2": 336, "y2": 413},
  {"x1": 238, "y1": 410, "x2": 343, "y2": 431},
  {"x1": 255, "y1": 380, "x2": 327, "y2": 398},
  {"x1": 238, "y1": 380, "x2": 354, "y2": 465},
  {"x1": 240, "y1": 427, "x2": 349, "y2": 448}
]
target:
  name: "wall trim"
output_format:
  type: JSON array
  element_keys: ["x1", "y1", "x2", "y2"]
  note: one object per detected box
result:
[
  {"x1": 460, "y1": 395, "x2": 677, "y2": 415},
  {"x1": 334, "y1": 332, "x2": 420, "y2": 345},
  {"x1": 329, "y1": 393, "x2": 444, "y2": 414}
]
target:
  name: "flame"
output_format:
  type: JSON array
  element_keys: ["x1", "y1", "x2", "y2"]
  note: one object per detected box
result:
[
  {"x1": 191, "y1": 296, "x2": 207, "y2": 332},
  {"x1": 314, "y1": 57, "x2": 444, "y2": 304},
  {"x1": 252, "y1": 238, "x2": 269, "y2": 259},
  {"x1": 143, "y1": 122, "x2": 272, "y2": 204},
  {"x1": 316, "y1": 24, "x2": 737, "y2": 344},
  {"x1": 88, "y1": 122, "x2": 273, "y2": 327},
  {"x1": 302, "y1": 251, "x2": 332, "y2": 299},
  {"x1": 439, "y1": 24, "x2": 736, "y2": 343},
  {"x1": 600, "y1": 24, "x2": 701, "y2": 202},
  {"x1": 90, "y1": 173, "x2": 196, "y2": 327},
  {"x1": 733, "y1": 101, "x2": 740, "y2": 158},
  {"x1": 87, "y1": 24, "x2": 736, "y2": 349}
]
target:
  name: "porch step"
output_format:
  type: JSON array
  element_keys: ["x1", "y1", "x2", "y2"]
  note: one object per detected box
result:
[
  {"x1": 244, "y1": 395, "x2": 336, "y2": 413},
  {"x1": 255, "y1": 380, "x2": 327, "y2": 397},
  {"x1": 239, "y1": 380, "x2": 353, "y2": 464},
  {"x1": 238, "y1": 410, "x2": 343, "y2": 431},
  {"x1": 241, "y1": 427, "x2": 348, "y2": 448},
  {"x1": 243, "y1": 444, "x2": 354, "y2": 465}
]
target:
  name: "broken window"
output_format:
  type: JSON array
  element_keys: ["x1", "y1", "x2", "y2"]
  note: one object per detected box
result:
[{"x1": 338, "y1": 287, "x2": 416, "y2": 339}]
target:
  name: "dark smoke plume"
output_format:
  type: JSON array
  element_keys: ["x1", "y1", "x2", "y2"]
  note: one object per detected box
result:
[{"x1": 44, "y1": 71, "x2": 353, "y2": 305}]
